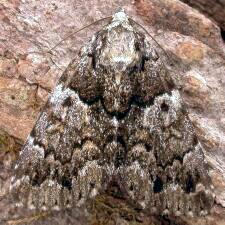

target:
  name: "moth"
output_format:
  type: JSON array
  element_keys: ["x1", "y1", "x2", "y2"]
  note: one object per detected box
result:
[{"x1": 10, "y1": 9, "x2": 214, "y2": 216}]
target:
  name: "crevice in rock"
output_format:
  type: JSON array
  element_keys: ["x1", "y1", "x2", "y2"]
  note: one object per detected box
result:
[{"x1": 220, "y1": 27, "x2": 225, "y2": 42}]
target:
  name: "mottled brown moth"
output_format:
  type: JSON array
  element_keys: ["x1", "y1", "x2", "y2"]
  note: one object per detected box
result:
[{"x1": 10, "y1": 9, "x2": 214, "y2": 217}]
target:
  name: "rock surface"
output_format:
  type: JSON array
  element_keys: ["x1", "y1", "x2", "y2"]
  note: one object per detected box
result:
[
  {"x1": 181, "y1": 0, "x2": 225, "y2": 31},
  {"x1": 0, "y1": 0, "x2": 225, "y2": 224}
]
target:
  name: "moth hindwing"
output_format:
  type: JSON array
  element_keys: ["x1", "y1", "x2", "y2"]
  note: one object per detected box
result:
[{"x1": 11, "y1": 9, "x2": 214, "y2": 216}]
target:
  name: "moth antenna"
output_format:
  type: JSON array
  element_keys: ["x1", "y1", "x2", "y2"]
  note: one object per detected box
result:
[
  {"x1": 48, "y1": 16, "x2": 112, "y2": 53},
  {"x1": 49, "y1": 55, "x2": 63, "y2": 71},
  {"x1": 27, "y1": 16, "x2": 112, "y2": 70}
]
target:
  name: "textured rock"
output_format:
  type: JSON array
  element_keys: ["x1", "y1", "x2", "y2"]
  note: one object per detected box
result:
[
  {"x1": 0, "y1": 0, "x2": 225, "y2": 224},
  {"x1": 181, "y1": 0, "x2": 225, "y2": 31}
]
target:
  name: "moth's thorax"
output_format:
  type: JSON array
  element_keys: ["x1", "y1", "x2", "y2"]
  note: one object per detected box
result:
[
  {"x1": 99, "y1": 10, "x2": 138, "y2": 72},
  {"x1": 98, "y1": 26, "x2": 139, "y2": 113},
  {"x1": 100, "y1": 27, "x2": 139, "y2": 72}
]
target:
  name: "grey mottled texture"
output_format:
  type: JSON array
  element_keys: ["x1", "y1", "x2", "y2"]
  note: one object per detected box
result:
[{"x1": 10, "y1": 10, "x2": 214, "y2": 217}]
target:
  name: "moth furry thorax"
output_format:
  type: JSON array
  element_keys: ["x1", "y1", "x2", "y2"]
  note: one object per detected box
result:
[{"x1": 10, "y1": 10, "x2": 214, "y2": 217}]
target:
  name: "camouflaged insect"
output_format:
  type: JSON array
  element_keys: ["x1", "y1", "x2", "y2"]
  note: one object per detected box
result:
[{"x1": 10, "y1": 10, "x2": 214, "y2": 216}]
